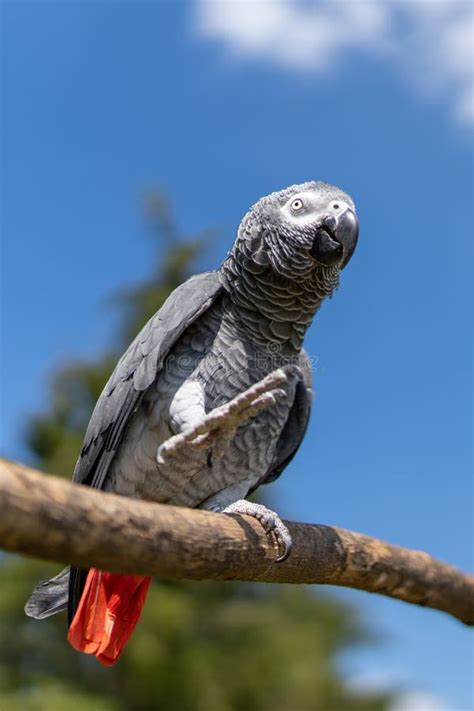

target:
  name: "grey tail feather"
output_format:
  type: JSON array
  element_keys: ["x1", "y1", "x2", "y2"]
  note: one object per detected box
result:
[{"x1": 24, "y1": 567, "x2": 70, "y2": 620}]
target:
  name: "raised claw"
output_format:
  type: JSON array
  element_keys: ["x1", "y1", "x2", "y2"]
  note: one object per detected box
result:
[
  {"x1": 157, "y1": 368, "x2": 294, "y2": 468},
  {"x1": 251, "y1": 387, "x2": 287, "y2": 410}
]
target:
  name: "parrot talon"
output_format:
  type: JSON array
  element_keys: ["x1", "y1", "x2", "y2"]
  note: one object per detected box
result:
[
  {"x1": 250, "y1": 388, "x2": 286, "y2": 410},
  {"x1": 156, "y1": 371, "x2": 288, "y2": 467},
  {"x1": 222, "y1": 500, "x2": 292, "y2": 562}
]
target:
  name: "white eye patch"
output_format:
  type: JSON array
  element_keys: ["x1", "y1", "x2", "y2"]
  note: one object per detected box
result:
[
  {"x1": 282, "y1": 192, "x2": 318, "y2": 225},
  {"x1": 291, "y1": 198, "x2": 304, "y2": 212}
]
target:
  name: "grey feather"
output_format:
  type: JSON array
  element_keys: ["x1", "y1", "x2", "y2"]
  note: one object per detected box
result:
[
  {"x1": 73, "y1": 271, "x2": 223, "y2": 490},
  {"x1": 68, "y1": 271, "x2": 222, "y2": 621},
  {"x1": 25, "y1": 567, "x2": 70, "y2": 619},
  {"x1": 267, "y1": 354, "x2": 312, "y2": 480},
  {"x1": 254, "y1": 350, "x2": 312, "y2": 490}
]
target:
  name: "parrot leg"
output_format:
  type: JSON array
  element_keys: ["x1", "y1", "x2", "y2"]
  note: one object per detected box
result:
[
  {"x1": 222, "y1": 500, "x2": 293, "y2": 562},
  {"x1": 157, "y1": 367, "x2": 291, "y2": 466}
]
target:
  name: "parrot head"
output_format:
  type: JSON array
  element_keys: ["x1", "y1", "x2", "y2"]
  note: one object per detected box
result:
[{"x1": 237, "y1": 181, "x2": 359, "y2": 280}]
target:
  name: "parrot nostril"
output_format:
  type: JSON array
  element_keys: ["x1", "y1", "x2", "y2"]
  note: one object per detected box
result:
[{"x1": 332, "y1": 203, "x2": 340, "y2": 211}]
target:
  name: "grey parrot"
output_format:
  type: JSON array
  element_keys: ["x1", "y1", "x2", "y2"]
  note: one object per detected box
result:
[{"x1": 25, "y1": 181, "x2": 358, "y2": 664}]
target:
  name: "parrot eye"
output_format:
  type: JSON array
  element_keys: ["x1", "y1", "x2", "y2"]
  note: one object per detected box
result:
[{"x1": 290, "y1": 198, "x2": 304, "y2": 213}]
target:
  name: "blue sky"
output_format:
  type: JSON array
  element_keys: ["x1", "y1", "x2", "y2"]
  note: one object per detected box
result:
[{"x1": 1, "y1": 2, "x2": 472, "y2": 709}]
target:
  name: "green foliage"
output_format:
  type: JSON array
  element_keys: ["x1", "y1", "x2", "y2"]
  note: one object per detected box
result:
[
  {"x1": 0, "y1": 557, "x2": 388, "y2": 711},
  {"x1": 1, "y1": 194, "x2": 391, "y2": 710}
]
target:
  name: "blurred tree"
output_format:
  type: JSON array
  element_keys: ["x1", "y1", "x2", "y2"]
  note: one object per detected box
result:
[{"x1": 0, "y1": 193, "x2": 391, "y2": 711}]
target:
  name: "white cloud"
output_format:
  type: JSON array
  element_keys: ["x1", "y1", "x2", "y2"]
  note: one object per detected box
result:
[
  {"x1": 390, "y1": 691, "x2": 452, "y2": 711},
  {"x1": 194, "y1": 0, "x2": 474, "y2": 126},
  {"x1": 346, "y1": 672, "x2": 454, "y2": 711}
]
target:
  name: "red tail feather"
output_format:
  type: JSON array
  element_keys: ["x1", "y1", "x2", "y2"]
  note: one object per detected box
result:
[{"x1": 68, "y1": 569, "x2": 151, "y2": 665}]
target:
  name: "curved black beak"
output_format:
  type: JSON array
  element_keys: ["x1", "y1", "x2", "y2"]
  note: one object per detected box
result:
[{"x1": 310, "y1": 209, "x2": 359, "y2": 268}]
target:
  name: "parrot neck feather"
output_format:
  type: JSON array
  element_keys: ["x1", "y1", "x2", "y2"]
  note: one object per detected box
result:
[{"x1": 219, "y1": 238, "x2": 339, "y2": 351}]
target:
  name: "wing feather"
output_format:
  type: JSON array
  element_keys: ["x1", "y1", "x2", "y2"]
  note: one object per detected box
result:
[
  {"x1": 259, "y1": 350, "x2": 312, "y2": 487},
  {"x1": 72, "y1": 271, "x2": 222, "y2": 490},
  {"x1": 68, "y1": 271, "x2": 222, "y2": 622}
]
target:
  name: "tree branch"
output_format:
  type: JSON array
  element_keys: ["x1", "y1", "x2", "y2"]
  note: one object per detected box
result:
[{"x1": 0, "y1": 457, "x2": 472, "y2": 626}]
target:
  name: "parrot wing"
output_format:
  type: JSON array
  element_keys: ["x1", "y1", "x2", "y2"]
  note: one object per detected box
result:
[
  {"x1": 257, "y1": 349, "x2": 312, "y2": 488},
  {"x1": 73, "y1": 270, "x2": 223, "y2": 490},
  {"x1": 68, "y1": 271, "x2": 223, "y2": 621}
]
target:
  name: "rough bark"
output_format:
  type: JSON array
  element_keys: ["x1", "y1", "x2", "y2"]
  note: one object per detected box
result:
[{"x1": 0, "y1": 457, "x2": 472, "y2": 626}]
